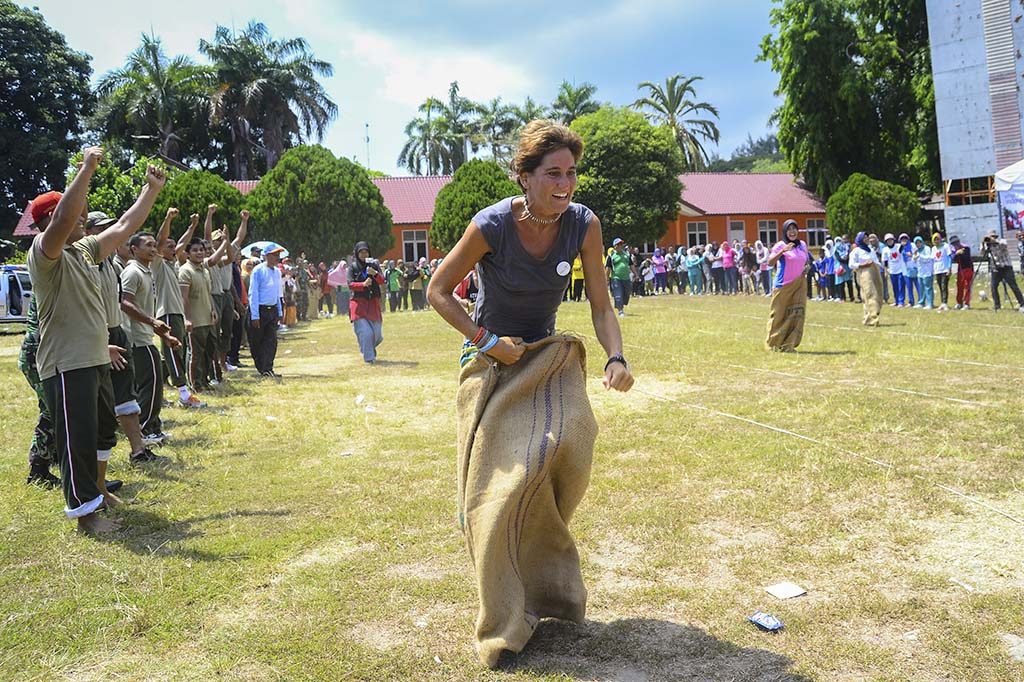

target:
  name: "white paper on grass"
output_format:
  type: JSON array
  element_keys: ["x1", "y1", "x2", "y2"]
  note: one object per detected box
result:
[{"x1": 764, "y1": 582, "x2": 806, "y2": 600}]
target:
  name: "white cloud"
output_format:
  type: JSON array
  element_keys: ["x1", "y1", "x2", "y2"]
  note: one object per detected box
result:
[{"x1": 341, "y1": 30, "x2": 535, "y2": 108}]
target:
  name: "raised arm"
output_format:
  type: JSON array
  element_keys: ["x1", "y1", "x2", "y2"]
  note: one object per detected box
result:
[
  {"x1": 95, "y1": 165, "x2": 166, "y2": 260},
  {"x1": 156, "y1": 207, "x2": 178, "y2": 256},
  {"x1": 203, "y1": 228, "x2": 229, "y2": 268},
  {"x1": 231, "y1": 210, "x2": 249, "y2": 252},
  {"x1": 176, "y1": 213, "x2": 199, "y2": 261},
  {"x1": 40, "y1": 147, "x2": 104, "y2": 259},
  {"x1": 204, "y1": 204, "x2": 216, "y2": 242}
]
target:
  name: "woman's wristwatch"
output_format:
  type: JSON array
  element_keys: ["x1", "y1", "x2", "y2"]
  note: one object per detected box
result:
[{"x1": 604, "y1": 354, "x2": 628, "y2": 372}]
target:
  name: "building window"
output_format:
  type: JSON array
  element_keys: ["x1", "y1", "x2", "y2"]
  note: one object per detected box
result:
[
  {"x1": 640, "y1": 241, "x2": 657, "y2": 255},
  {"x1": 758, "y1": 220, "x2": 778, "y2": 246},
  {"x1": 686, "y1": 221, "x2": 708, "y2": 248},
  {"x1": 403, "y1": 229, "x2": 428, "y2": 263},
  {"x1": 728, "y1": 220, "x2": 746, "y2": 242},
  {"x1": 805, "y1": 219, "x2": 828, "y2": 247},
  {"x1": 945, "y1": 176, "x2": 994, "y2": 206}
]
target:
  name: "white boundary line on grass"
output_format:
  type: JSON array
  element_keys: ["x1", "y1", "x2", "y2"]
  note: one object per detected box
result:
[
  {"x1": 681, "y1": 307, "x2": 954, "y2": 341},
  {"x1": 629, "y1": 385, "x2": 1024, "y2": 527},
  {"x1": 722, "y1": 363, "x2": 996, "y2": 408},
  {"x1": 609, "y1": 335, "x2": 998, "y2": 409},
  {"x1": 879, "y1": 351, "x2": 1023, "y2": 372},
  {"x1": 576, "y1": 333, "x2": 1022, "y2": 525}
]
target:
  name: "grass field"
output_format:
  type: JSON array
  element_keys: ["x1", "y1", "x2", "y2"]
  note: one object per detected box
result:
[{"x1": 1, "y1": 289, "x2": 1023, "y2": 681}]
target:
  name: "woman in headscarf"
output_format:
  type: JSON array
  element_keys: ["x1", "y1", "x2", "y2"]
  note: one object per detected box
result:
[
  {"x1": 823, "y1": 237, "x2": 836, "y2": 301},
  {"x1": 651, "y1": 247, "x2": 667, "y2": 294},
  {"x1": 764, "y1": 220, "x2": 811, "y2": 351},
  {"x1": 850, "y1": 231, "x2": 883, "y2": 326},
  {"x1": 347, "y1": 242, "x2": 385, "y2": 363},
  {"x1": 754, "y1": 240, "x2": 771, "y2": 295},
  {"x1": 707, "y1": 241, "x2": 724, "y2": 294},
  {"x1": 426, "y1": 119, "x2": 632, "y2": 668},
  {"x1": 833, "y1": 235, "x2": 853, "y2": 301}
]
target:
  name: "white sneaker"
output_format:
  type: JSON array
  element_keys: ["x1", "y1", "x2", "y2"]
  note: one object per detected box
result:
[
  {"x1": 225, "y1": 363, "x2": 239, "y2": 372},
  {"x1": 210, "y1": 379, "x2": 220, "y2": 387}
]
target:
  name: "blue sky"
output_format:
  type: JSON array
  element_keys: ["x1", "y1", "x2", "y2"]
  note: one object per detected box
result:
[{"x1": 29, "y1": 0, "x2": 781, "y2": 176}]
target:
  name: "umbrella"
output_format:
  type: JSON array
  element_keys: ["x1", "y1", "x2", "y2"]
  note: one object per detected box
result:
[
  {"x1": 995, "y1": 159, "x2": 1024, "y2": 192},
  {"x1": 243, "y1": 241, "x2": 289, "y2": 259}
]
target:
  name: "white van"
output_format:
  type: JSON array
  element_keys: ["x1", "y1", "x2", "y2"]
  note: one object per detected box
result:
[{"x1": 1, "y1": 264, "x2": 32, "y2": 323}]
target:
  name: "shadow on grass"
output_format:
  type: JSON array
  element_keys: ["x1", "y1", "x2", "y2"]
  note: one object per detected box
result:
[
  {"x1": 371, "y1": 359, "x2": 420, "y2": 368},
  {"x1": 511, "y1": 618, "x2": 811, "y2": 681},
  {"x1": 101, "y1": 507, "x2": 291, "y2": 562},
  {"x1": 793, "y1": 350, "x2": 856, "y2": 356}
]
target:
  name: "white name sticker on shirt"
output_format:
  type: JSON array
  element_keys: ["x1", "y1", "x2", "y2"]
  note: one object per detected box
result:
[{"x1": 556, "y1": 261, "x2": 571, "y2": 277}]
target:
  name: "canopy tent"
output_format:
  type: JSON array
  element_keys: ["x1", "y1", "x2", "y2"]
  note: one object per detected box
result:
[{"x1": 995, "y1": 159, "x2": 1024, "y2": 192}]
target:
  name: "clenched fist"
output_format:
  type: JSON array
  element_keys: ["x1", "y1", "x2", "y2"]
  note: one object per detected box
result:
[
  {"x1": 146, "y1": 165, "x2": 166, "y2": 189},
  {"x1": 83, "y1": 147, "x2": 104, "y2": 170},
  {"x1": 167, "y1": 207, "x2": 179, "y2": 220}
]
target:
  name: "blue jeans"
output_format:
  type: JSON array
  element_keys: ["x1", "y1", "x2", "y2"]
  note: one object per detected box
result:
[
  {"x1": 725, "y1": 267, "x2": 739, "y2": 294},
  {"x1": 352, "y1": 318, "x2": 382, "y2": 362},
  {"x1": 609, "y1": 278, "x2": 631, "y2": 312},
  {"x1": 890, "y1": 273, "x2": 905, "y2": 306},
  {"x1": 902, "y1": 273, "x2": 916, "y2": 306}
]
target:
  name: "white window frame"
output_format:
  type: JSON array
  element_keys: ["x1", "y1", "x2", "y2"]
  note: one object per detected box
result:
[
  {"x1": 402, "y1": 229, "x2": 428, "y2": 263},
  {"x1": 728, "y1": 220, "x2": 746, "y2": 243},
  {"x1": 758, "y1": 220, "x2": 779, "y2": 246},
  {"x1": 805, "y1": 219, "x2": 828, "y2": 247},
  {"x1": 686, "y1": 221, "x2": 708, "y2": 248}
]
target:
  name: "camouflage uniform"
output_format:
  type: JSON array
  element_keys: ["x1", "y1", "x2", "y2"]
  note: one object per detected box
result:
[
  {"x1": 295, "y1": 259, "x2": 310, "y2": 321},
  {"x1": 18, "y1": 294, "x2": 56, "y2": 466}
]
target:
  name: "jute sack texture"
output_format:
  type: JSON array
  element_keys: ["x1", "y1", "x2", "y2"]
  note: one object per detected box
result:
[{"x1": 456, "y1": 335, "x2": 598, "y2": 668}]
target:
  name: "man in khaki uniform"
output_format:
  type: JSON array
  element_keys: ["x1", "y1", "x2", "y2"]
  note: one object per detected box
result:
[
  {"x1": 28, "y1": 148, "x2": 165, "y2": 533},
  {"x1": 121, "y1": 232, "x2": 181, "y2": 442},
  {"x1": 206, "y1": 206, "x2": 248, "y2": 373},
  {"x1": 154, "y1": 209, "x2": 205, "y2": 408},
  {"x1": 179, "y1": 236, "x2": 227, "y2": 393}
]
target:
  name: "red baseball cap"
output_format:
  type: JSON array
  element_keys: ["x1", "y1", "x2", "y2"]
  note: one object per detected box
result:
[{"x1": 30, "y1": 191, "x2": 63, "y2": 228}]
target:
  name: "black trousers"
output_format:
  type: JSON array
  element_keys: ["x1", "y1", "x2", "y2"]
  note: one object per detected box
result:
[
  {"x1": 229, "y1": 314, "x2": 244, "y2": 365},
  {"x1": 133, "y1": 344, "x2": 163, "y2": 436},
  {"x1": 160, "y1": 314, "x2": 187, "y2": 388},
  {"x1": 388, "y1": 291, "x2": 400, "y2": 312},
  {"x1": 42, "y1": 364, "x2": 118, "y2": 517},
  {"x1": 249, "y1": 305, "x2": 280, "y2": 373},
  {"x1": 571, "y1": 279, "x2": 585, "y2": 302},
  {"x1": 991, "y1": 266, "x2": 1024, "y2": 309}
]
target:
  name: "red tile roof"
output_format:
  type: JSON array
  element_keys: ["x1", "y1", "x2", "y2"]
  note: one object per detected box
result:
[
  {"x1": 227, "y1": 180, "x2": 259, "y2": 196},
  {"x1": 13, "y1": 203, "x2": 36, "y2": 238},
  {"x1": 371, "y1": 175, "x2": 452, "y2": 224},
  {"x1": 679, "y1": 173, "x2": 825, "y2": 215}
]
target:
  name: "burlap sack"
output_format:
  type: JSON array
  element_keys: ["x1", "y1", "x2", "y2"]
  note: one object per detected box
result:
[
  {"x1": 456, "y1": 335, "x2": 598, "y2": 667},
  {"x1": 857, "y1": 266, "x2": 883, "y2": 326},
  {"x1": 764, "y1": 276, "x2": 807, "y2": 351}
]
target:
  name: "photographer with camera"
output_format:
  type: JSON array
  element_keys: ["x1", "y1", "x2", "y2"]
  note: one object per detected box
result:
[
  {"x1": 981, "y1": 229, "x2": 1024, "y2": 313},
  {"x1": 347, "y1": 241, "x2": 385, "y2": 363}
]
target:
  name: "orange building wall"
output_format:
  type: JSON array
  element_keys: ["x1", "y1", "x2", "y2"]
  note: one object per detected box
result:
[
  {"x1": 380, "y1": 222, "x2": 447, "y2": 263},
  {"x1": 660, "y1": 213, "x2": 828, "y2": 247}
]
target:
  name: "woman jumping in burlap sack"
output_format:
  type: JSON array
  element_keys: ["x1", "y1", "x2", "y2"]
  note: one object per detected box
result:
[
  {"x1": 765, "y1": 219, "x2": 812, "y2": 352},
  {"x1": 427, "y1": 119, "x2": 634, "y2": 668}
]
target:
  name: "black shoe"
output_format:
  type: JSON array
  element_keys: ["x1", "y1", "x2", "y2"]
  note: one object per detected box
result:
[
  {"x1": 105, "y1": 479, "x2": 123, "y2": 493},
  {"x1": 130, "y1": 448, "x2": 167, "y2": 466},
  {"x1": 26, "y1": 465, "x2": 61, "y2": 489}
]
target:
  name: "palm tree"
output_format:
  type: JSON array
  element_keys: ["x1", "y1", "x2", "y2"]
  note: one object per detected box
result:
[
  {"x1": 634, "y1": 75, "x2": 721, "y2": 171},
  {"x1": 476, "y1": 97, "x2": 517, "y2": 164},
  {"x1": 512, "y1": 97, "x2": 549, "y2": 126},
  {"x1": 95, "y1": 34, "x2": 212, "y2": 163},
  {"x1": 398, "y1": 82, "x2": 480, "y2": 175},
  {"x1": 397, "y1": 98, "x2": 454, "y2": 175},
  {"x1": 550, "y1": 80, "x2": 599, "y2": 125},
  {"x1": 199, "y1": 21, "x2": 337, "y2": 179}
]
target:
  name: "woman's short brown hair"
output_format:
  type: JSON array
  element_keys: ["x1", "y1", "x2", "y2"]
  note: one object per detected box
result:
[{"x1": 511, "y1": 119, "x2": 584, "y2": 187}]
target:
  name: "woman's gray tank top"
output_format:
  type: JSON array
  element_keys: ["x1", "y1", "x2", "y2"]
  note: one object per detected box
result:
[{"x1": 472, "y1": 197, "x2": 593, "y2": 342}]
